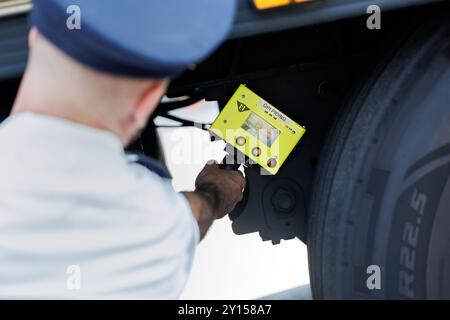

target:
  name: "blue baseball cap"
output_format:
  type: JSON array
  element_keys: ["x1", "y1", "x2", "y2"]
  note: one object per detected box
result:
[{"x1": 29, "y1": 0, "x2": 236, "y2": 78}]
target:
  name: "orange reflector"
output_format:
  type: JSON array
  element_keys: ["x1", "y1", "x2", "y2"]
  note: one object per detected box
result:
[
  {"x1": 253, "y1": 0, "x2": 313, "y2": 10},
  {"x1": 253, "y1": 0, "x2": 290, "y2": 10}
]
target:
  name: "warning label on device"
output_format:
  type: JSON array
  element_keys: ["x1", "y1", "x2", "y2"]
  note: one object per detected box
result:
[{"x1": 257, "y1": 99, "x2": 292, "y2": 126}]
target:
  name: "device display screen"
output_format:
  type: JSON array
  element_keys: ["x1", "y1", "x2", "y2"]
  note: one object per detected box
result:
[{"x1": 241, "y1": 112, "x2": 280, "y2": 147}]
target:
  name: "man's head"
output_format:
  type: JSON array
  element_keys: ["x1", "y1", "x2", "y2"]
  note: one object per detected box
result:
[
  {"x1": 12, "y1": 29, "x2": 169, "y2": 146},
  {"x1": 13, "y1": 0, "x2": 236, "y2": 146}
]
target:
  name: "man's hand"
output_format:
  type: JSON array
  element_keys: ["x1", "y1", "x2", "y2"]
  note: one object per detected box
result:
[
  {"x1": 195, "y1": 162, "x2": 246, "y2": 219},
  {"x1": 183, "y1": 162, "x2": 246, "y2": 239}
]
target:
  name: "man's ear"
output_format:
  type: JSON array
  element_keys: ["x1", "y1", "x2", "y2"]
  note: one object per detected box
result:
[
  {"x1": 28, "y1": 27, "x2": 39, "y2": 49},
  {"x1": 133, "y1": 79, "x2": 169, "y2": 130}
]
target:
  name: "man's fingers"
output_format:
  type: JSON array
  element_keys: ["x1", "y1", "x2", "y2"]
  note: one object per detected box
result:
[
  {"x1": 225, "y1": 202, "x2": 237, "y2": 215},
  {"x1": 196, "y1": 160, "x2": 246, "y2": 218},
  {"x1": 239, "y1": 176, "x2": 246, "y2": 189},
  {"x1": 232, "y1": 185, "x2": 244, "y2": 202},
  {"x1": 206, "y1": 159, "x2": 219, "y2": 166},
  {"x1": 201, "y1": 160, "x2": 219, "y2": 174},
  {"x1": 236, "y1": 169, "x2": 244, "y2": 177},
  {"x1": 228, "y1": 171, "x2": 246, "y2": 188},
  {"x1": 235, "y1": 191, "x2": 244, "y2": 203},
  {"x1": 230, "y1": 170, "x2": 244, "y2": 179},
  {"x1": 196, "y1": 161, "x2": 219, "y2": 182},
  {"x1": 226, "y1": 178, "x2": 246, "y2": 193}
]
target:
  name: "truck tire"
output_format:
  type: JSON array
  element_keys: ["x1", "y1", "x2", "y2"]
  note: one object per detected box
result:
[{"x1": 307, "y1": 16, "x2": 450, "y2": 299}]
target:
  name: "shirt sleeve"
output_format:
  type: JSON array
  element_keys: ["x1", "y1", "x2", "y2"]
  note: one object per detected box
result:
[
  {"x1": 69, "y1": 163, "x2": 201, "y2": 299},
  {"x1": 131, "y1": 161, "x2": 201, "y2": 245},
  {"x1": 102, "y1": 163, "x2": 201, "y2": 299}
]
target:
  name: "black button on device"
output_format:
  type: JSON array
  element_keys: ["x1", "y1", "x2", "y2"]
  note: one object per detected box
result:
[
  {"x1": 252, "y1": 147, "x2": 262, "y2": 157},
  {"x1": 236, "y1": 136, "x2": 246, "y2": 146}
]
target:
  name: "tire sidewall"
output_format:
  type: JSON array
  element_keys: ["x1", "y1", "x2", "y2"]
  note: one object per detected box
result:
[{"x1": 308, "y1": 19, "x2": 450, "y2": 299}]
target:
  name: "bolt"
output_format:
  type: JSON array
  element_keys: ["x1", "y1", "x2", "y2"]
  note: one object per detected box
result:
[{"x1": 271, "y1": 188, "x2": 296, "y2": 213}]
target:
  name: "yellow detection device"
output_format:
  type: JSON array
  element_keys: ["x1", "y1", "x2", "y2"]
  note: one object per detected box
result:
[{"x1": 210, "y1": 84, "x2": 306, "y2": 175}]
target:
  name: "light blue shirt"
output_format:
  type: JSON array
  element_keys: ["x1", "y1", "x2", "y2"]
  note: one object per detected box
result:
[{"x1": 0, "y1": 112, "x2": 199, "y2": 299}]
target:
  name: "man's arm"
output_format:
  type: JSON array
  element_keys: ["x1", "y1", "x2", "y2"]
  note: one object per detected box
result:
[{"x1": 183, "y1": 163, "x2": 246, "y2": 239}]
